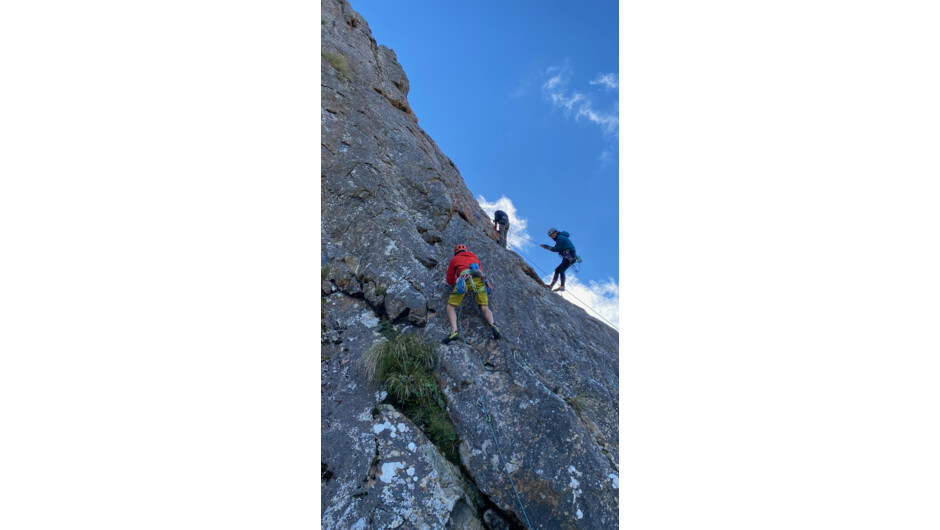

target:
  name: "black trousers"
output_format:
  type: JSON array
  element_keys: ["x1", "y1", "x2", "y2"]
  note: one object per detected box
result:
[{"x1": 552, "y1": 258, "x2": 572, "y2": 286}]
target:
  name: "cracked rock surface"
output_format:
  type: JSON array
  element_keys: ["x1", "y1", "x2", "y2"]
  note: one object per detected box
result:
[{"x1": 321, "y1": 0, "x2": 619, "y2": 528}]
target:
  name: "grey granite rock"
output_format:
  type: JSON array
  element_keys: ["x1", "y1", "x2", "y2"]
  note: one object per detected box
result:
[{"x1": 321, "y1": 0, "x2": 619, "y2": 528}]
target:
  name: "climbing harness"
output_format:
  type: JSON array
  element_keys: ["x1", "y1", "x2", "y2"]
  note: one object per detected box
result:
[
  {"x1": 511, "y1": 233, "x2": 618, "y2": 331},
  {"x1": 454, "y1": 305, "x2": 533, "y2": 529},
  {"x1": 571, "y1": 254, "x2": 583, "y2": 274},
  {"x1": 454, "y1": 264, "x2": 493, "y2": 295}
]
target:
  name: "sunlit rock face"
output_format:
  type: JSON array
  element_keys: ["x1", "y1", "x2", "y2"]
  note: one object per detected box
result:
[{"x1": 321, "y1": 0, "x2": 619, "y2": 527}]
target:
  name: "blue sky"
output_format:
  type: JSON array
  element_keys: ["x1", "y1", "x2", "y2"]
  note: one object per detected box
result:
[{"x1": 350, "y1": 1, "x2": 619, "y2": 327}]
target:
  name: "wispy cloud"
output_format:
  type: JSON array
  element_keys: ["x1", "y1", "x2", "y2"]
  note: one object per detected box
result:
[
  {"x1": 599, "y1": 147, "x2": 615, "y2": 168},
  {"x1": 510, "y1": 78, "x2": 534, "y2": 98},
  {"x1": 542, "y1": 65, "x2": 619, "y2": 137},
  {"x1": 542, "y1": 274, "x2": 620, "y2": 330},
  {"x1": 476, "y1": 195, "x2": 533, "y2": 251},
  {"x1": 589, "y1": 73, "x2": 619, "y2": 90}
]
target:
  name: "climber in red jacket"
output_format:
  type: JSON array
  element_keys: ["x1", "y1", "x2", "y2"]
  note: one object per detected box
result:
[{"x1": 442, "y1": 244, "x2": 500, "y2": 344}]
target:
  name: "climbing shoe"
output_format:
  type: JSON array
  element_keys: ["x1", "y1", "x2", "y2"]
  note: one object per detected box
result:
[
  {"x1": 553, "y1": 286, "x2": 566, "y2": 292},
  {"x1": 491, "y1": 324, "x2": 501, "y2": 340},
  {"x1": 441, "y1": 331, "x2": 460, "y2": 345}
]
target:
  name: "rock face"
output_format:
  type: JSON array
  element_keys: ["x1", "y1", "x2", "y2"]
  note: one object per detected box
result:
[{"x1": 321, "y1": 1, "x2": 619, "y2": 528}]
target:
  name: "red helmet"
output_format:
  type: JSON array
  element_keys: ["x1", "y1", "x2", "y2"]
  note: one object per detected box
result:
[{"x1": 454, "y1": 244, "x2": 468, "y2": 255}]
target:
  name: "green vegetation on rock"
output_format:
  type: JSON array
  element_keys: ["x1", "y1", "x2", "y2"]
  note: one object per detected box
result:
[
  {"x1": 359, "y1": 327, "x2": 459, "y2": 464},
  {"x1": 321, "y1": 50, "x2": 352, "y2": 81}
]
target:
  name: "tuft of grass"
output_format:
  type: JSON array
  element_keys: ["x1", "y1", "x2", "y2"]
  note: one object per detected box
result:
[
  {"x1": 357, "y1": 336, "x2": 388, "y2": 382},
  {"x1": 321, "y1": 265, "x2": 331, "y2": 282},
  {"x1": 374, "y1": 284, "x2": 387, "y2": 297},
  {"x1": 377, "y1": 320, "x2": 394, "y2": 340},
  {"x1": 321, "y1": 50, "x2": 352, "y2": 81},
  {"x1": 565, "y1": 393, "x2": 600, "y2": 415},
  {"x1": 357, "y1": 329, "x2": 459, "y2": 464}
]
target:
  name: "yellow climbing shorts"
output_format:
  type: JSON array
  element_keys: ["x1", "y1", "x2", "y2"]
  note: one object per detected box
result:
[{"x1": 447, "y1": 277, "x2": 488, "y2": 306}]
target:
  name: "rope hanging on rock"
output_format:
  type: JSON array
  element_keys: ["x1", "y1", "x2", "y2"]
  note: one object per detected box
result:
[
  {"x1": 511, "y1": 234, "x2": 618, "y2": 331},
  {"x1": 454, "y1": 305, "x2": 533, "y2": 529}
]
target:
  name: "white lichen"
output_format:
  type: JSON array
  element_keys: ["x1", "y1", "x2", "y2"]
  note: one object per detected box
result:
[
  {"x1": 373, "y1": 421, "x2": 396, "y2": 435},
  {"x1": 354, "y1": 311, "x2": 379, "y2": 328},
  {"x1": 576, "y1": 509, "x2": 583, "y2": 519},
  {"x1": 380, "y1": 462, "x2": 404, "y2": 483}
]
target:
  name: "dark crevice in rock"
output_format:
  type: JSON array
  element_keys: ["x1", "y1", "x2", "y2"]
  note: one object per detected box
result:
[
  {"x1": 445, "y1": 447, "x2": 525, "y2": 530},
  {"x1": 390, "y1": 98, "x2": 410, "y2": 113},
  {"x1": 373, "y1": 87, "x2": 411, "y2": 114},
  {"x1": 330, "y1": 288, "x2": 388, "y2": 328},
  {"x1": 520, "y1": 262, "x2": 542, "y2": 284},
  {"x1": 406, "y1": 278, "x2": 427, "y2": 294},
  {"x1": 415, "y1": 254, "x2": 438, "y2": 269},
  {"x1": 474, "y1": 485, "x2": 526, "y2": 529},
  {"x1": 390, "y1": 307, "x2": 411, "y2": 326}
]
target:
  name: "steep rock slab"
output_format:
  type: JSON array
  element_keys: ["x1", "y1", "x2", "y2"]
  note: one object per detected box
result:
[
  {"x1": 437, "y1": 336, "x2": 618, "y2": 529},
  {"x1": 321, "y1": 0, "x2": 620, "y2": 527},
  {"x1": 321, "y1": 294, "x2": 483, "y2": 529}
]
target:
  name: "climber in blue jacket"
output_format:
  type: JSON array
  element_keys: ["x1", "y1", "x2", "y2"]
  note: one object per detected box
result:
[{"x1": 540, "y1": 227, "x2": 577, "y2": 292}]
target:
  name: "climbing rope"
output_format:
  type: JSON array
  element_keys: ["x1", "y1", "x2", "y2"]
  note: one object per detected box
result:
[
  {"x1": 510, "y1": 235, "x2": 619, "y2": 331},
  {"x1": 454, "y1": 305, "x2": 533, "y2": 529}
]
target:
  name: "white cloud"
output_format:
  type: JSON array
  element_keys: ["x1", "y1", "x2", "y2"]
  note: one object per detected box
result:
[
  {"x1": 589, "y1": 73, "x2": 619, "y2": 90},
  {"x1": 476, "y1": 195, "x2": 533, "y2": 251},
  {"x1": 544, "y1": 67, "x2": 565, "y2": 90},
  {"x1": 542, "y1": 274, "x2": 619, "y2": 330},
  {"x1": 541, "y1": 65, "x2": 619, "y2": 137}
]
